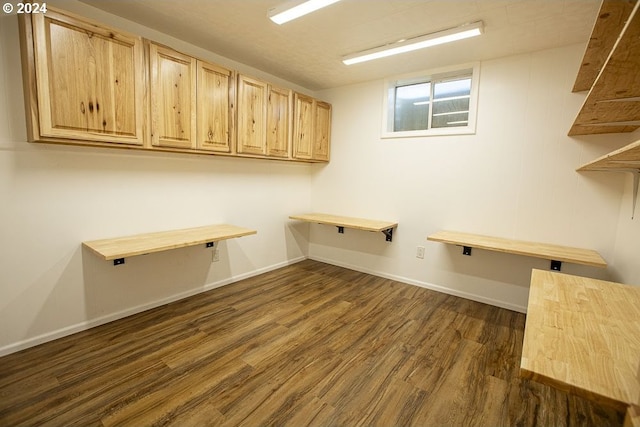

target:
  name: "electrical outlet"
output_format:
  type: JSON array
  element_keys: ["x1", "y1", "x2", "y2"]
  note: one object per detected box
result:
[
  {"x1": 212, "y1": 249, "x2": 220, "y2": 262},
  {"x1": 416, "y1": 246, "x2": 425, "y2": 259}
]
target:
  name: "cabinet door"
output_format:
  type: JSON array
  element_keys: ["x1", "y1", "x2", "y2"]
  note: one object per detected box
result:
[
  {"x1": 31, "y1": 11, "x2": 144, "y2": 145},
  {"x1": 197, "y1": 61, "x2": 234, "y2": 152},
  {"x1": 237, "y1": 75, "x2": 267, "y2": 155},
  {"x1": 150, "y1": 44, "x2": 196, "y2": 149},
  {"x1": 266, "y1": 85, "x2": 292, "y2": 158},
  {"x1": 314, "y1": 101, "x2": 331, "y2": 161},
  {"x1": 292, "y1": 93, "x2": 314, "y2": 160}
]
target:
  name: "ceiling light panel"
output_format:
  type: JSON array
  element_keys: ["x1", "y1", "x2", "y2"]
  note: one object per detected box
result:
[
  {"x1": 343, "y1": 22, "x2": 484, "y2": 65},
  {"x1": 268, "y1": 0, "x2": 342, "y2": 25}
]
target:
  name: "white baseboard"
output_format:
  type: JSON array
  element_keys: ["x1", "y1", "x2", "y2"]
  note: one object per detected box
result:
[
  {"x1": 0, "y1": 256, "x2": 306, "y2": 357},
  {"x1": 309, "y1": 255, "x2": 528, "y2": 314}
]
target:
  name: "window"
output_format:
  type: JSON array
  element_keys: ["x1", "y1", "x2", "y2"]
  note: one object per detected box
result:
[{"x1": 382, "y1": 63, "x2": 479, "y2": 138}]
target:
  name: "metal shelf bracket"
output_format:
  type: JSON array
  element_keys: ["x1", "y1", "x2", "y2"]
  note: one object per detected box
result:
[{"x1": 632, "y1": 170, "x2": 639, "y2": 219}]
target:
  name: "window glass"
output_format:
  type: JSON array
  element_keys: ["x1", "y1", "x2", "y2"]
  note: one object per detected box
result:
[
  {"x1": 382, "y1": 64, "x2": 478, "y2": 137},
  {"x1": 431, "y1": 77, "x2": 471, "y2": 128},
  {"x1": 394, "y1": 82, "x2": 430, "y2": 132}
]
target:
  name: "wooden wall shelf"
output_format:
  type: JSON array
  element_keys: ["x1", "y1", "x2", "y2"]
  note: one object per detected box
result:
[
  {"x1": 289, "y1": 213, "x2": 397, "y2": 241},
  {"x1": 572, "y1": 0, "x2": 637, "y2": 92},
  {"x1": 521, "y1": 270, "x2": 640, "y2": 414},
  {"x1": 427, "y1": 230, "x2": 607, "y2": 270},
  {"x1": 569, "y1": 0, "x2": 640, "y2": 136},
  {"x1": 83, "y1": 224, "x2": 257, "y2": 265},
  {"x1": 578, "y1": 138, "x2": 640, "y2": 219},
  {"x1": 578, "y1": 139, "x2": 640, "y2": 171}
]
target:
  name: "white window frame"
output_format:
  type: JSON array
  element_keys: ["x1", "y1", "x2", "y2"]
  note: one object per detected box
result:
[{"x1": 381, "y1": 62, "x2": 480, "y2": 138}]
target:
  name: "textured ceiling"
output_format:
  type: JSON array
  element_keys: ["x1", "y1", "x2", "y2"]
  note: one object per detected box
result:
[{"x1": 79, "y1": 0, "x2": 601, "y2": 90}]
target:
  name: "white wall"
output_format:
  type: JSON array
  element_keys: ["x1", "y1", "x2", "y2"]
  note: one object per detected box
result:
[
  {"x1": 610, "y1": 129, "x2": 640, "y2": 285},
  {"x1": 309, "y1": 44, "x2": 639, "y2": 312},
  {"x1": 0, "y1": 6, "x2": 313, "y2": 356}
]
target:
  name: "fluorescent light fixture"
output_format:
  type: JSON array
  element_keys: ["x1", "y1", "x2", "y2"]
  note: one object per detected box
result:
[
  {"x1": 342, "y1": 21, "x2": 484, "y2": 65},
  {"x1": 268, "y1": 0, "x2": 341, "y2": 25}
]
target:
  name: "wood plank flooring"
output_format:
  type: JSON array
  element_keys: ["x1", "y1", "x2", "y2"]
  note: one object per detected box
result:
[{"x1": 0, "y1": 260, "x2": 624, "y2": 426}]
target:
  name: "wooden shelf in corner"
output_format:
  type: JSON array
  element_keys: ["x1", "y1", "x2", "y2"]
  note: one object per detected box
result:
[
  {"x1": 572, "y1": 0, "x2": 637, "y2": 92},
  {"x1": 83, "y1": 224, "x2": 256, "y2": 264},
  {"x1": 578, "y1": 139, "x2": 640, "y2": 219},
  {"x1": 289, "y1": 213, "x2": 397, "y2": 241},
  {"x1": 427, "y1": 230, "x2": 607, "y2": 269},
  {"x1": 578, "y1": 139, "x2": 640, "y2": 171},
  {"x1": 568, "y1": 0, "x2": 640, "y2": 136}
]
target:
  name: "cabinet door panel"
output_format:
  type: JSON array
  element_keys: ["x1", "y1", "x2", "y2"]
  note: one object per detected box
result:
[
  {"x1": 197, "y1": 61, "x2": 234, "y2": 152},
  {"x1": 267, "y1": 86, "x2": 291, "y2": 158},
  {"x1": 237, "y1": 75, "x2": 267, "y2": 155},
  {"x1": 32, "y1": 11, "x2": 144, "y2": 144},
  {"x1": 292, "y1": 93, "x2": 314, "y2": 160},
  {"x1": 314, "y1": 101, "x2": 331, "y2": 161},
  {"x1": 150, "y1": 44, "x2": 196, "y2": 149}
]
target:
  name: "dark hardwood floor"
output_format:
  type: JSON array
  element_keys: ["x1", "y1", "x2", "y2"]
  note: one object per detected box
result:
[{"x1": 0, "y1": 260, "x2": 624, "y2": 426}]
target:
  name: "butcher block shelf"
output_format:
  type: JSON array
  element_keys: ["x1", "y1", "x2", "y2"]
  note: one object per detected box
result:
[
  {"x1": 289, "y1": 213, "x2": 397, "y2": 241},
  {"x1": 83, "y1": 224, "x2": 256, "y2": 265},
  {"x1": 427, "y1": 230, "x2": 607, "y2": 270},
  {"x1": 521, "y1": 269, "x2": 640, "y2": 414},
  {"x1": 569, "y1": 0, "x2": 640, "y2": 136}
]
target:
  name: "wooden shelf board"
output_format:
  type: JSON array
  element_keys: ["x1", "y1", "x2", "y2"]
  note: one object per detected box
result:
[
  {"x1": 427, "y1": 230, "x2": 607, "y2": 268},
  {"x1": 578, "y1": 139, "x2": 640, "y2": 171},
  {"x1": 83, "y1": 224, "x2": 257, "y2": 261},
  {"x1": 572, "y1": 0, "x2": 637, "y2": 92},
  {"x1": 569, "y1": 1, "x2": 640, "y2": 136},
  {"x1": 289, "y1": 213, "x2": 397, "y2": 232},
  {"x1": 521, "y1": 270, "x2": 640, "y2": 411}
]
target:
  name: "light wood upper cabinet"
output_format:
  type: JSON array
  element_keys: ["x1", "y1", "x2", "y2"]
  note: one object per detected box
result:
[
  {"x1": 237, "y1": 75, "x2": 293, "y2": 158},
  {"x1": 237, "y1": 75, "x2": 267, "y2": 155},
  {"x1": 24, "y1": 10, "x2": 145, "y2": 145},
  {"x1": 293, "y1": 93, "x2": 331, "y2": 162},
  {"x1": 150, "y1": 44, "x2": 197, "y2": 149},
  {"x1": 314, "y1": 101, "x2": 331, "y2": 161},
  {"x1": 20, "y1": 7, "x2": 330, "y2": 163},
  {"x1": 150, "y1": 44, "x2": 234, "y2": 152},
  {"x1": 292, "y1": 93, "x2": 314, "y2": 160},
  {"x1": 267, "y1": 85, "x2": 292, "y2": 158},
  {"x1": 197, "y1": 61, "x2": 235, "y2": 153}
]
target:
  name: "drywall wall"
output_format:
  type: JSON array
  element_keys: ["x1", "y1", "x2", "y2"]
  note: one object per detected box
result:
[
  {"x1": 0, "y1": 7, "x2": 312, "y2": 356},
  {"x1": 308, "y1": 44, "x2": 639, "y2": 312}
]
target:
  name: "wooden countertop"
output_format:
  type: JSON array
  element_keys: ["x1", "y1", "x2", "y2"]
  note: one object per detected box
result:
[
  {"x1": 521, "y1": 270, "x2": 640, "y2": 412},
  {"x1": 83, "y1": 224, "x2": 256, "y2": 261},
  {"x1": 289, "y1": 213, "x2": 397, "y2": 232},
  {"x1": 427, "y1": 230, "x2": 607, "y2": 268}
]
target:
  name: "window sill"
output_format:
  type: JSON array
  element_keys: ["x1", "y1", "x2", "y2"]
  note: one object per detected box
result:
[{"x1": 381, "y1": 126, "x2": 476, "y2": 139}]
